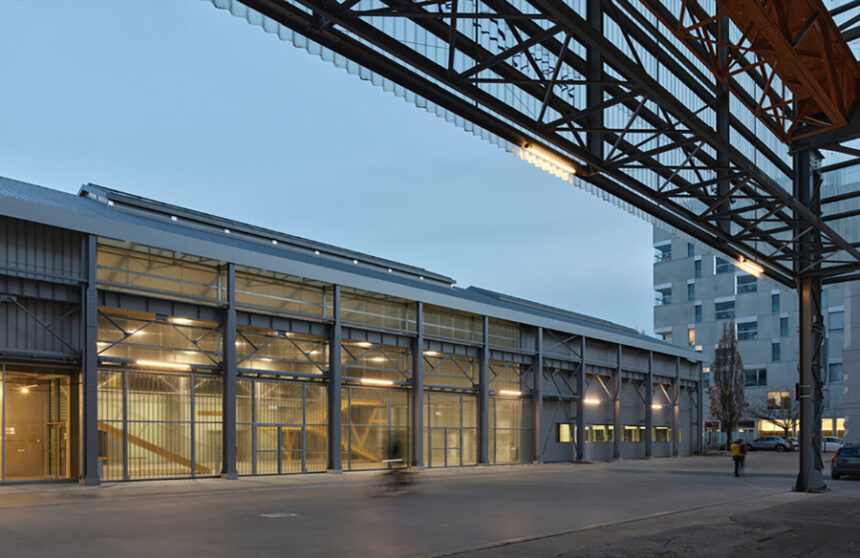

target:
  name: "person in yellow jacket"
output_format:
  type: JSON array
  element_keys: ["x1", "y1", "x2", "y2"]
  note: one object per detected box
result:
[{"x1": 730, "y1": 439, "x2": 746, "y2": 477}]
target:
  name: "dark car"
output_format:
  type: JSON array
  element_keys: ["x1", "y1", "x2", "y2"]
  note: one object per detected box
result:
[
  {"x1": 746, "y1": 436, "x2": 792, "y2": 452},
  {"x1": 831, "y1": 444, "x2": 860, "y2": 480}
]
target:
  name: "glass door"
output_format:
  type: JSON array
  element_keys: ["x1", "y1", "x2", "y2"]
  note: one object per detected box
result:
[
  {"x1": 2, "y1": 367, "x2": 71, "y2": 481},
  {"x1": 255, "y1": 424, "x2": 304, "y2": 474}
]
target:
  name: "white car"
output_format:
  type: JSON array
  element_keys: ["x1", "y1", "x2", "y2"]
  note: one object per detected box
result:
[{"x1": 823, "y1": 436, "x2": 844, "y2": 453}]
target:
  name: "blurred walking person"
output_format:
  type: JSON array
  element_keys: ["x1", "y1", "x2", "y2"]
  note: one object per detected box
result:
[{"x1": 730, "y1": 438, "x2": 746, "y2": 477}]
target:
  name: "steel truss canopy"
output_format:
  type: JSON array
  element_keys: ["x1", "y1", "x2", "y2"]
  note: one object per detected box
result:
[
  {"x1": 641, "y1": 0, "x2": 860, "y2": 144},
  {"x1": 211, "y1": 0, "x2": 860, "y2": 287}
]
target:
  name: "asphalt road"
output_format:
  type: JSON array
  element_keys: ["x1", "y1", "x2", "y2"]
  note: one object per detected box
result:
[{"x1": 0, "y1": 453, "x2": 857, "y2": 557}]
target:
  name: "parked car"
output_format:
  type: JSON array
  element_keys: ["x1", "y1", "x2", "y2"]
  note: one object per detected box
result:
[
  {"x1": 747, "y1": 436, "x2": 792, "y2": 452},
  {"x1": 831, "y1": 444, "x2": 860, "y2": 480},
  {"x1": 787, "y1": 437, "x2": 799, "y2": 451},
  {"x1": 823, "y1": 436, "x2": 844, "y2": 453}
]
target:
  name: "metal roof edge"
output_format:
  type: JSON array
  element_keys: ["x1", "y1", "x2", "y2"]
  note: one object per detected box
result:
[
  {"x1": 0, "y1": 179, "x2": 702, "y2": 363},
  {"x1": 78, "y1": 183, "x2": 455, "y2": 286}
]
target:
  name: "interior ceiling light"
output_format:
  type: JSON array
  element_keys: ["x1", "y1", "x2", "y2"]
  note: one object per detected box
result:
[
  {"x1": 584, "y1": 397, "x2": 602, "y2": 405},
  {"x1": 135, "y1": 360, "x2": 191, "y2": 371},
  {"x1": 360, "y1": 378, "x2": 394, "y2": 386},
  {"x1": 735, "y1": 257, "x2": 764, "y2": 277},
  {"x1": 498, "y1": 389, "x2": 522, "y2": 397}
]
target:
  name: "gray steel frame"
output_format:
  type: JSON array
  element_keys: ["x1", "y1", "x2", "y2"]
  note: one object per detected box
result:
[{"x1": 225, "y1": 0, "x2": 858, "y2": 287}]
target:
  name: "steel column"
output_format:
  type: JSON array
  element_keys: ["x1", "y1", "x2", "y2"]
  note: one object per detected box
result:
[
  {"x1": 716, "y1": 16, "x2": 731, "y2": 235},
  {"x1": 479, "y1": 315, "x2": 490, "y2": 465},
  {"x1": 1, "y1": 363, "x2": 5, "y2": 481},
  {"x1": 673, "y1": 356, "x2": 680, "y2": 457},
  {"x1": 81, "y1": 235, "x2": 100, "y2": 485},
  {"x1": 412, "y1": 302, "x2": 424, "y2": 468},
  {"x1": 697, "y1": 362, "x2": 704, "y2": 455},
  {"x1": 586, "y1": 0, "x2": 603, "y2": 160},
  {"x1": 221, "y1": 263, "x2": 238, "y2": 479},
  {"x1": 794, "y1": 144, "x2": 826, "y2": 492},
  {"x1": 575, "y1": 336, "x2": 585, "y2": 461},
  {"x1": 645, "y1": 351, "x2": 653, "y2": 458},
  {"x1": 535, "y1": 327, "x2": 543, "y2": 463},
  {"x1": 614, "y1": 344, "x2": 622, "y2": 460},
  {"x1": 328, "y1": 285, "x2": 343, "y2": 473}
]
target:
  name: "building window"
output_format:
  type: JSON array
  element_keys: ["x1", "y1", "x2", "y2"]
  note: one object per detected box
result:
[
  {"x1": 695, "y1": 304, "x2": 702, "y2": 323},
  {"x1": 687, "y1": 243, "x2": 695, "y2": 257},
  {"x1": 703, "y1": 372, "x2": 710, "y2": 387},
  {"x1": 772, "y1": 342, "x2": 780, "y2": 362},
  {"x1": 780, "y1": 317, "x2": 789, "y2": 336},
  {"x1": 622, "y1": 426, "x2": 646, "y2": 442},
  {"x1": 736, "y1": 274, "x2": 757, "y2": 293},
  {"x1": 715, "y1": 300, "x2": 735, "y2": 320},
  {"x1": 653, "y1": 427, "x2": 672, "y2": 442},
  {"x1": 829, "y1": 363, "x2": 844, "y2": 384},
  {"x1": 687, "y1": 283, "x2": 695, "y2": 301},
  {"x1": 654, "y1": 243, "x2": 671, "y2": 263},
  {"x1": 745, "y1": 368, "x2": 767, "y2": 387},
  {"x1": 694, "y1": 260, "x2": 702, "y2": 278},
  {"x1": 655, "y1": 286, "x2": 672, "y2": 306},
  {"x1": 737, "y1": 321, "x2": 757, "y2": 341},
  {"x1": 829, "y1": 311, "x2": 844, "y2": 332},
  {"x1": 715, "y1": 257, "x2": 732, "y2": 274},
  {"x1": 688, "y1": 328, "x2": 696, "y2": 346},
  {"x1": 772, "y1": 294, "x2": 780, "y2": 313},
  {"x1": 557, "y1": 423, "x2": 574, "y2": 443},
  {"x1": 660, "y1": 331, "x2": 673, "y2": 342},
  {"x1": 767, "y1": 391, "x2": 791, "y2": 409},
  {"x1": 587, "y1": 425, "x2": 614, "y2": 443}
]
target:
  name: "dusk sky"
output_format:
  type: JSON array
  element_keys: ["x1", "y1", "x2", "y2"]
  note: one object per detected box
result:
[{"x1": 0, "y1": 1, "x2": 657, "y2": 334}]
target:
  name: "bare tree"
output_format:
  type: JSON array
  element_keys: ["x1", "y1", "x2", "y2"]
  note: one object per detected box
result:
[
  {"x1": 749, "y1": 389, "x2": 798, "y2": 438},
  {"x1": 707, "y1": 320, "x2": 747, "y2": 444}
]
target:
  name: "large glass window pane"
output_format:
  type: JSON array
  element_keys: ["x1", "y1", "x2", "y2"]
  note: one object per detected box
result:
[
  {"x1": 423, "y1": 306, "x2": 483, "y2": 343},
  {"x1": 342, "y1": 341, "x2": 411, "y2": 383},
  {"x1": 234, "y1": 266, "x2": 329, "y2": 319},
  {"x1": 342, "y1": 386, "x2": 409, "y2": 470},
  {"x1": 237, "y1": 326, "x2": 327, "y2": 376},
  {"x1": 97, "y1": 242, "x2": 221, "y2": 303},
  {"x1": 341, "y1": 289, "x2": 415, "y2": 332},
  {"x1": 98, "y1": 308, "x2": 221, "y2": 367}
]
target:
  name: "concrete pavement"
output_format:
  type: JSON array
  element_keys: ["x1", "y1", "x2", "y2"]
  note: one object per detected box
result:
[{"x1": 0, "y1": 453, "x2": 857, "y2": 557}]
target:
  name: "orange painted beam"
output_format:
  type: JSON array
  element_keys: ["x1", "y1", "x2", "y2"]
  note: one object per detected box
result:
[
  {"x1": 718, "y1": 0, "x2": 858, "y2": 138},
  {"x1": 644, "y1": 0, "x2": 860, "y2": 143}
]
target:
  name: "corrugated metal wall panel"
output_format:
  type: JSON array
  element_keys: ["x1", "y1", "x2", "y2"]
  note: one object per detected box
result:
[
  {"x1": 0, "y1": 215, "x2": 82, "y2": 280},
  {"x1": 0, "y1": 297, "x2": 80, "y2": 354}
]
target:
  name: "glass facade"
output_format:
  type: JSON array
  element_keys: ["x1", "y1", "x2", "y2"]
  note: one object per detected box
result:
[
  {"x1": 423, "y1": 391, "x2": 477, "y2": 467},
  {"x1": 97, "y1": 242, "x2": 222, "y2": 304},
  {"x1": 236, "y1": 379, "x2": 327, "y2": 475},
  {"x1": 0, "y1": 230, "x2": 699, "y2": 484},
  {"x1": 236, "y1": 326, "x2": 327, "y2": 377},
  {"x1": 97, "y1": 369, "x2": 222, "y2": 480},
  {"x1": 1, "y1": 367, "x2": 73, "y2": 482},
  {"x1": 341, "y1": 289, "x2": 416, "y2": 332},
  {"x1": 342, "y1": 341, "x2": 411, "y2": 383},
  {"x1": 341, "y1": 386, "x2": 409, "y2": 470},
  {"x1": 235, "y1": 266, "x2": 331, "y2": 320},
  {"x1": 489, "y1": 397, "x2": 534, "y2": 464},
  {"x1": 423, "y1": 306, "x2": 483, "y2": 343}
]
